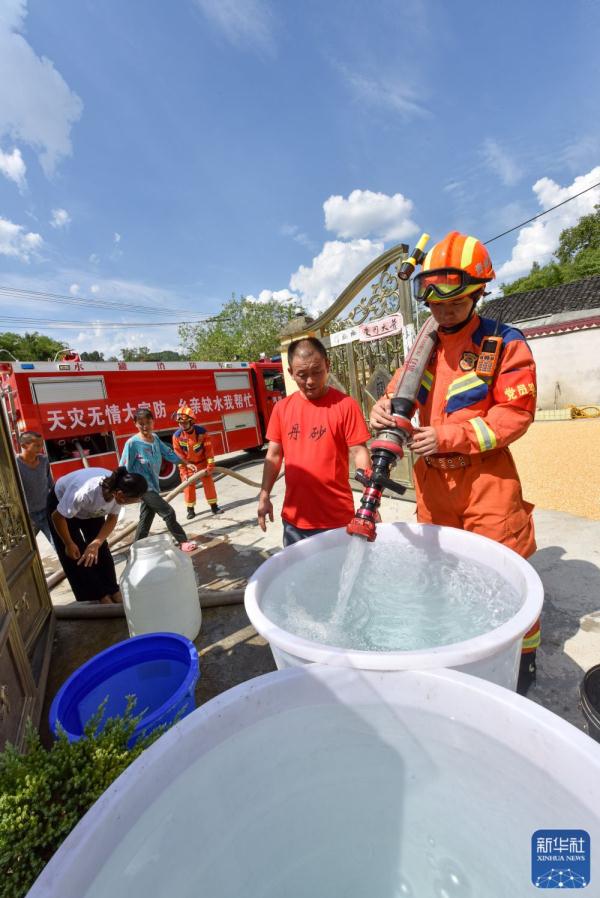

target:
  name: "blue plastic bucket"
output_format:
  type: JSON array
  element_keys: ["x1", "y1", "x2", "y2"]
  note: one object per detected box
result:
[{"x1": 49, "y1": 632, "x2": 200, "y2": 745}]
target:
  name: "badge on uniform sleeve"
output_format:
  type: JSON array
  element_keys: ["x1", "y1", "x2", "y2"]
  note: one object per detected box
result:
[{"x1": 459, "y1": 351, "x2": 478, "y2": 372}]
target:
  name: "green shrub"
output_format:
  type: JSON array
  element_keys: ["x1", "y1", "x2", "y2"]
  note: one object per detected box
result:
[{"x1": 0, "y1": 698, "x2": 160, "y2": 898}]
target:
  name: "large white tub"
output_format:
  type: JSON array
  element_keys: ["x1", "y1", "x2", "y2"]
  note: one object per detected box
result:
[
  {"x1": 29, "y1": 666, "x2": 599, "y2": 896},
  {"x1": 245, "y1": 523, "x2": 543, "y2": 690}
]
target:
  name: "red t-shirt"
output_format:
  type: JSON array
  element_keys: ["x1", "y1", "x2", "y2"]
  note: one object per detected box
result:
[{"x1": 266, "y1": 388, "x2": 370, "y2": 529}]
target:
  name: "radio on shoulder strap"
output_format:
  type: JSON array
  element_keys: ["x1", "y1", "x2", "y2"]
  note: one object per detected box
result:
[{"x1": 475, "y1": 335, "x2": 503, "y2": 380}]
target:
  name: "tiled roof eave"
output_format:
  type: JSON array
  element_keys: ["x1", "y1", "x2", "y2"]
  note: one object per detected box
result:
[
  {"x1": 484, "y1": 274, "x2": 600, "y2": 321},
  {"x1": 523, "y1": 315, "x2": 600, "y2": 338}
]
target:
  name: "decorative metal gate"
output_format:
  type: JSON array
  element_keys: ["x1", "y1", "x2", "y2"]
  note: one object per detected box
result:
[
  {"x1": 0, "y1": 407, "x2": 54, "y2": 750},
  {"x1": 310, "y1": 242, "x2": 417, "y2": 494}
]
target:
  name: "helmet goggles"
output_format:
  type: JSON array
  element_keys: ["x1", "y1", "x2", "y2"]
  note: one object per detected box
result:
[{"x1": 412, "y1": 267, "x2": 490, "y2": 303}]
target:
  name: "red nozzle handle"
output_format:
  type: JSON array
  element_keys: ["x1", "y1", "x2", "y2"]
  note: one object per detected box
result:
[{"x1": 346, "y1": 516, "x2": 377, "y2": 541}]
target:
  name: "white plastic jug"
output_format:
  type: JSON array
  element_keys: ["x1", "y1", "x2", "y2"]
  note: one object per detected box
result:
[{"x1": 120, "y1": 534, "x2": 201, "y2": 641}]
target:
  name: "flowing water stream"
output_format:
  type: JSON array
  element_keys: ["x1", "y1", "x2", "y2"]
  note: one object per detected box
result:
[{"x1": 260, "y1": 536, "x2": 521, "y2": 652}]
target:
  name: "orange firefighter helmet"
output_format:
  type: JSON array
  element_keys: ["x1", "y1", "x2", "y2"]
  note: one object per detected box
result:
[
  {"x1": 176, "y1": 405, "x2": 196, "y2": 422},
  {"x1": 413, "y1": 231, "x2": 495, "y2": 303}
]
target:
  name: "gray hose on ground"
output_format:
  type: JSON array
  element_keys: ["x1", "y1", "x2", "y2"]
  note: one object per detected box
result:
[
  {"x1": 53, "y1": 587, "x2": 246, "y2": 619},
  {"x1": 54, "y1": 602, "x2": 125, "y2": 619},
  {"x1": 108, "y1": 463, "x2": 275, "y2": 549}
]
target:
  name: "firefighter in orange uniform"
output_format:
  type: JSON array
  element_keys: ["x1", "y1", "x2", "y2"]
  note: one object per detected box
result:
[
  {"x1": 370, "y1": 231, "x2": 539, "y2": 693},
  {"x1": 172, "y1": 406, "x2": 223, "y2": 517}
]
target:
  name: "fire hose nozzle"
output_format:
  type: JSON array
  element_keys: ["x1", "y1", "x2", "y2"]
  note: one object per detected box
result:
[
  {"x1": 346, "y1": 515, "x2": 377, "y2": 541},
  {"x1": 398, "y1": 232, "x2": 430, "y2": 281},
  {"x1": 346, "y1": 423, "x2": 411, "y2": 541}
]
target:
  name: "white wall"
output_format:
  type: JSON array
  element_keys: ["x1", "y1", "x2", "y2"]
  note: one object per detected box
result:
[{"x1": 528, "y1": 327, "x2": 600, "y2": 408}]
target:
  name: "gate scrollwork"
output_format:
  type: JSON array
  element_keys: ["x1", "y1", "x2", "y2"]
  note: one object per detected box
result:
[{"x1": 334, "y1": 268, "x2": 402, "y2": 329}]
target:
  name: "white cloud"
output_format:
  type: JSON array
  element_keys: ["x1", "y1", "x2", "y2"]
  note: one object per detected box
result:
[
  {"x1": 0, "y1": 146, "x2": 26, "y2": 188},
  {"x1": 90, "y1": 284, "x2": 100, "y2": 294},
  {"x1": 69, "y1": 324, "x2": 181, "y2": 359},
  {"x1": 194, "y1": 0, "x2": 275, "y2": 54},
  {"x1": 50, "y1": 207, "x2": 71, "y2": 229},
  {"x1": 482, "y1": 138, "x2": 522, "y2": 187},
  {"x1": 560, "y1": 136, "x2": 600, "y2": 173},
  {"x1": 246, "y1": 288, "x2": 296, "y2": 304},
  {"x1": 0, "y1": 214, "x2": 42, "y2": 261},
  {"x1": 89, "y1": 253, "x2": 100, "y2": 264},
  {"x1": 496, "y1": 166, "x2": 600, "y2": 283},
  {"x1": 281, "y1": 224, "x2": 315, "y2": 251},
  {"x1": 289, "y1": 239, "x2": 384, "y2": 315},
  {"x1": 0, "y1": 1, "x2": 27, "y2": 34},
  {"x1": 88, "y1": 276, "x2": 183, "y2": 307},
  {"x1": 1, "y1": 269, "x2": 193, "y2": 315},
  {"x1": 0, "y1": 1, "x2": 83, "y2": 176},
  {"x1": 0, "y1": 268, "x2": 192, "y2": 357},
  {"x1": 339, "y1": 66, "x2": 427, "y2": 119},
  {"x1": 324, "y1": 189, "x2": 419, "y2": 242},
  {"x1": 113, "y1": 232, "x2": 121, "y2": 243}
]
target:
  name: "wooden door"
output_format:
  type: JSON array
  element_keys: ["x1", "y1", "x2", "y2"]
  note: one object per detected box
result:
[{"x1": 0, "y1": 407, "x2": 54, "y2": 750}]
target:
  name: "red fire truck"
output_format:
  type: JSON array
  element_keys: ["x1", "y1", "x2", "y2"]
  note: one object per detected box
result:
[{"x1": 1, "y1": 356, "x2": 285, "y2": 489}]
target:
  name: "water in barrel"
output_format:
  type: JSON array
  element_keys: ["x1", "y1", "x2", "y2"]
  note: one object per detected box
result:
[{"x1": 260, "y1": 535, "x2": 521, "y2": 652}]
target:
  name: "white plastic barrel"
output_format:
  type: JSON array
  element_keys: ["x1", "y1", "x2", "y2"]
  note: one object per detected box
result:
[
  {"x1": 120, "y1": 534, "x2": 201, "y2": 641},
  {"x1": 28, "y1": 666, "x2": 600, "y2": 897},
  {"x1": 245, "y1": 523, "x2": 544, "y2": 690}
]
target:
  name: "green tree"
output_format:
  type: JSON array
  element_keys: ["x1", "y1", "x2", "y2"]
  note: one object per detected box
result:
[
  {"x1": 500, "y1": 206, "x2": 600, "y2": 296},
  {"x1": 80, "y1": 350, "x2": 105, "y2": 361},
  {"x1": 121, "y1": 345, "x2": 152, "y2": 361},
  {"x1": 0, "y1": 332, "x2": 65, "y2": 361},
  {"x1": 556, "y1": 204, "x2": 600, "y2": 264},
  {"x1": 148, "y1": 350, "x2": 183, "y2": 361},
  {"x1": 120, "y1": 347, "x2": 183, "y2": 361},
  {"x1": 179, "y1": 294, "x2": 305, "y2": 361}
]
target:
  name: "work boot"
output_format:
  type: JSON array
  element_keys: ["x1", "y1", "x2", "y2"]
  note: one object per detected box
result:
[
  {"x1": 186, "y1": 507, "x2": 196, "y2": 520},
  {"x1": 517, "y1": 651, "x2": 537, "y2": 696},
  {"x1": 210, "y1": 504, "x2": 224, "y2": 515}
]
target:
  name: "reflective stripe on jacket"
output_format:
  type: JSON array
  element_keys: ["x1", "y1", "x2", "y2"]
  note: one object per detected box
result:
[
  {"x1": 387, "y1": 315, "x2": 536, "y2": 455},
  {"x1": 172, "y1": 425, "x2": 215, "y2": 469}
]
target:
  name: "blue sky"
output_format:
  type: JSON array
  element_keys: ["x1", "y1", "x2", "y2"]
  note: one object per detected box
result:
[{"x1": 0, "y1": 0, "x2": 599, "y2": 357}]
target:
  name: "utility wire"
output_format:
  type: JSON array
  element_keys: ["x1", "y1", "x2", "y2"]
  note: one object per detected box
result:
[
  {"x1": 0, "y1": 284, "x2": 197, "y2": 317},
  {"x1": 5, "y1": 178, "x2": 597, "y2": 331},
  {"x1": 484, "y1": 179, "x2": 600, "y2": 245},
  {"x1": 0, "y1": 315, "x2": 216, "y2": 329}
]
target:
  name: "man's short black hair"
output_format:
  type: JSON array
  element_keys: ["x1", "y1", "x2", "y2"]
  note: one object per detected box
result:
[
  {"x1": 287, "y1": 337, "x2": 328, "y2": 365},
  {"x1": 19, "y1": 431, "x2": 42, "y2": 447}
]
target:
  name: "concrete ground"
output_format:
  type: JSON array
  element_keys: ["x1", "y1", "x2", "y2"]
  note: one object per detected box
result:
[{"x1": 40, "y1": 452, "x2": 600, "y2": 741}]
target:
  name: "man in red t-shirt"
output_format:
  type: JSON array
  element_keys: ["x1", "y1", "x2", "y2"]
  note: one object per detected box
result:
[{"x1": 257, "y1": 337, "x2": 371, "y2": 547}]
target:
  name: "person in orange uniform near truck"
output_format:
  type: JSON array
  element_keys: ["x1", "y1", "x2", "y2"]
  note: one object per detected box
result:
[
  {"x1": 370, "y1": 231, "x2": 539, "y2": 694},
  {"x1": 172, "y1": 406, "x2": 223, "y2": 517}
]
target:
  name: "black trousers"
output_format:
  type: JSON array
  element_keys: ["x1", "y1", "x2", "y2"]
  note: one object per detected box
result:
[
  {"x1": 282, "y1": 520, "x2": 329, "y2": 548},
  {"x1": 135, "y1": 489, "x2": 187, "y2": 544},
  {"x1": 48, "y1": 491, "x2": 119, "y2": 602}
]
